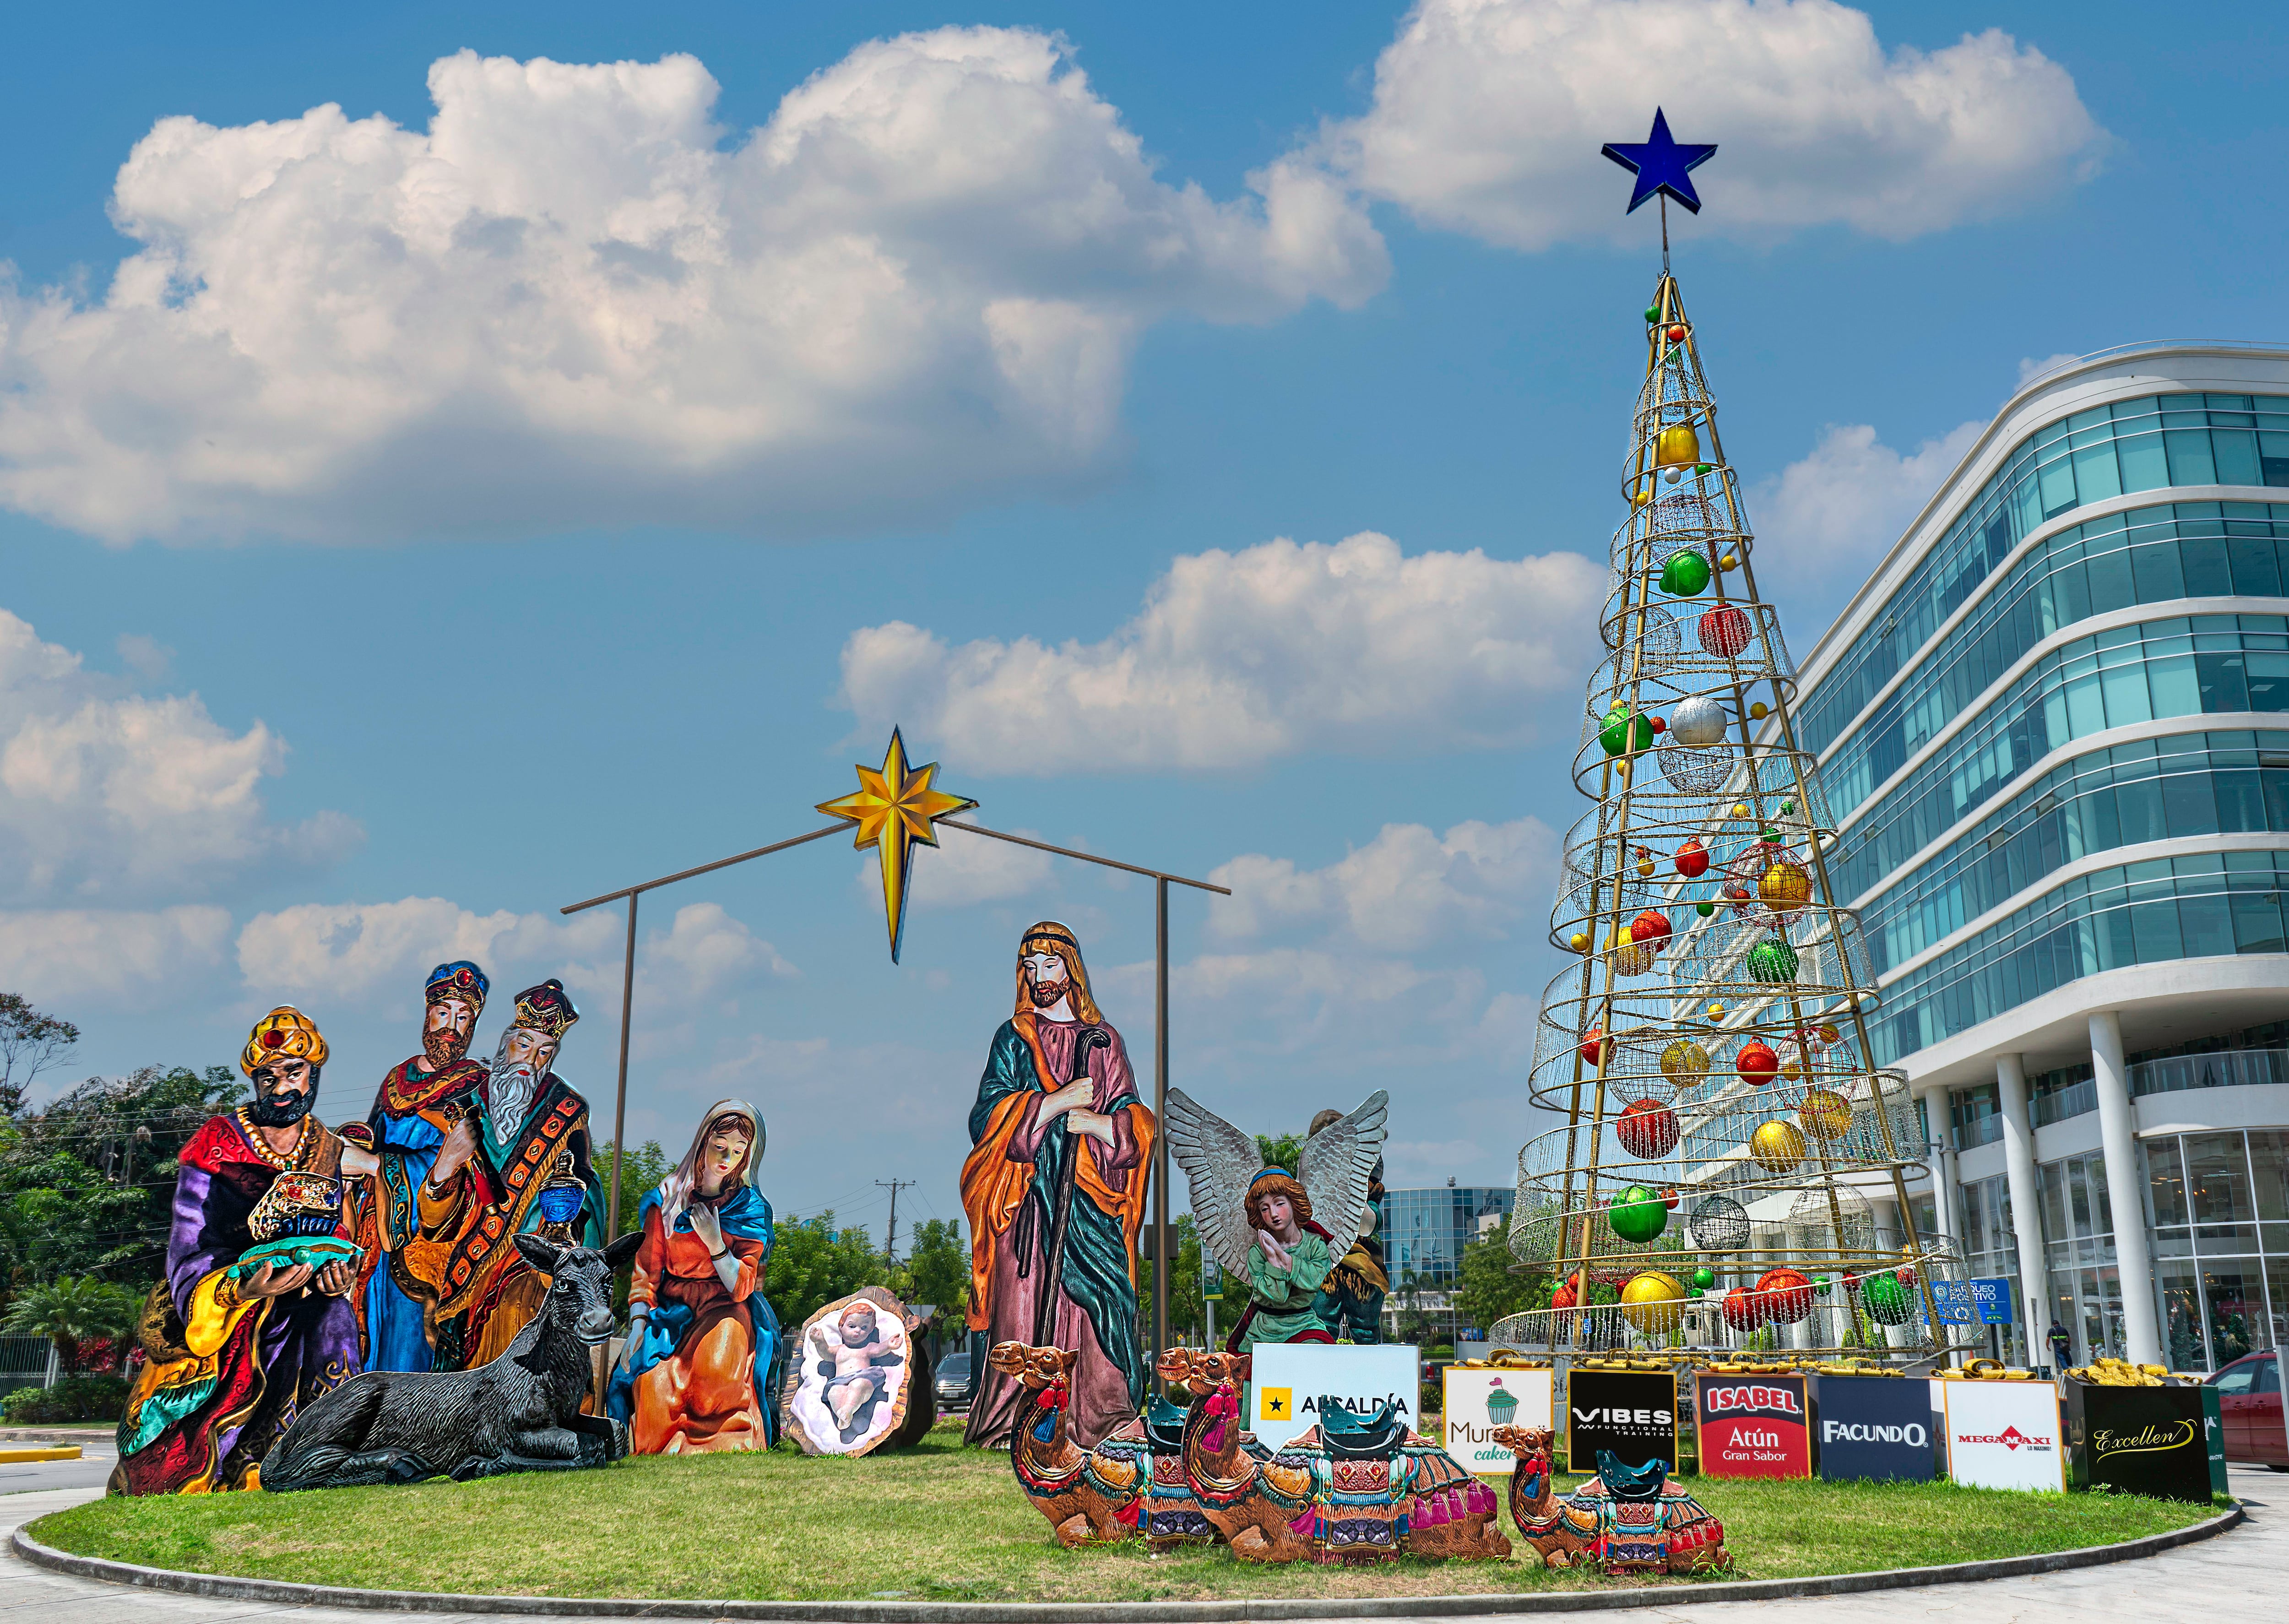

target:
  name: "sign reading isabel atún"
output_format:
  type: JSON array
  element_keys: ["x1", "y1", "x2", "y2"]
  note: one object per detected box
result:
[
  {"x1": 1813, "y1": 1374, "x2": 1936, "y2": 1483},
  {"x1": 2066, "y1": 1382, "x2": 2211, "y2": 1503},
  {"x1": 1565, "y1": 1369, "x2": 1676, "y2": 1475},
  {"x1": 1248, "y1": 1342, "x2": 1421, "y2": 1455},
  {"x1": 1942, "y1": 1378, "x2": 2064, "y2": 1491},
  {"x1": 1443, "y1": 1367, "x2": 1554, "y2": 1475},
  {"x1": 1694, "y1": 1372, "x2": 1810, "y2": 1478}
]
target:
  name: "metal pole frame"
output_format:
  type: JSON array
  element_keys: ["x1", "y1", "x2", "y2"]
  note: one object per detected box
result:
[{"x1": 562, "y1": 813, "x2": 1227, "y2": 1379}]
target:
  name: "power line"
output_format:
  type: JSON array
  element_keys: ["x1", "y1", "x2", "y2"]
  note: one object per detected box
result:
[{"x1": 875, "y1": 1179, "x2": 916, "y2": 1264}]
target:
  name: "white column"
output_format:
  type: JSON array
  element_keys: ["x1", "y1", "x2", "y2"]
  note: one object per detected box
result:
[
  {"x1": 2090, "y1": 1010, "x2": 2163, "y2": 1366},
  {"x1": 1918, "y1": 1085, "x2": 1959, "y2": 1244},
  {"x1": 1994, "y1": 1054, "x2": 2050, "y2": 1365}
]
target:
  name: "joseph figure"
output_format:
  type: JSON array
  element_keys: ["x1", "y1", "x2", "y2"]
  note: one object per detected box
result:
[
  {"x1": 346, "y1": 960, "x2": 489, "y2": 1372},
  {"x1": 409, "y1": 979, "x2": 605, "y2": 1369},
  {"x1": 960, "y1": 922, "x2": 1155, "y2": 1449}
]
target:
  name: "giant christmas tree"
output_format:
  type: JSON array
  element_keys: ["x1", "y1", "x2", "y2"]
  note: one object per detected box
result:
[{"x1": 1497, "y1": 117, "x2": 1970, "y2": 1360}]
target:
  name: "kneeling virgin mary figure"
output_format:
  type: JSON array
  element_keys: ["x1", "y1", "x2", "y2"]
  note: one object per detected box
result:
[{"x1": 608, "y1": 1100, "x2": 783, "y2": 1451}]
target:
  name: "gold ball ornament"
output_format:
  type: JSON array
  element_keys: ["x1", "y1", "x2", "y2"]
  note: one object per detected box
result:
[
  {"x1": 1799, "y1": 1087, "x2": 1853, "y2": 1142},
  {"x1": 1632, "y1": 487, "x2": 1653, "y2": 507},
  {"x1": 1569, "y1": 931, "x2": 1590, "y2": 953},
  {"x1": 1759, "y1": 860, "x2": 1812, "y2": 913},
  {"x1": 1751, "y1": 1119, "x2": 1808, "y2": 1173},
  {"x1": 1780, "y1": 1059, "x2": 1803, "y2": 1081},
  {"x1": 1720, "y1": 552, "x2": 1739, "y2": 571},
  {"x1": 1705, "y1": 1001, "x2": 1726, "y2": 1021},
  {"x1": 1655, "y1": 424, "x2": 1703, "y2": 468},
  {"x1": 1620, "y1": 1269, "x2": 1688, "y2": 1334},
  {"x1": 1660, "y1": 1038, "x2": 1710, "y2": 1085},
  {"x1": 1730, "y1": 803, "x2": 1751, "y2": 820},
  {"x1": 1750, "y1": 701, "x2": 1769, "y2": 720}
]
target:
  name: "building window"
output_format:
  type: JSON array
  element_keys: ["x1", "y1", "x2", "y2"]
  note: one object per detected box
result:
[
  {"x1": 2139, "y1": 1130, "x2": 2289, "y2": 1369},
  {"x1": 2038, "y1": 1150, "x2": 2122, "y2": 1363}
]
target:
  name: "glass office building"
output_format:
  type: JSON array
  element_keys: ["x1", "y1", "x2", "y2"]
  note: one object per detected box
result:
[
  {"x1": 1789, "y1": 344, "x2": 2289, "y2": 1369},
  {"x1": 1380, "y1": 1184, "x2": 1513, "y2": 1286}
]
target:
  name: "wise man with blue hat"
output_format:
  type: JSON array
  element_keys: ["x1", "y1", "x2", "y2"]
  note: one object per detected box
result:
[
  {"x1": 416, "y1": 978, "x2": 606, "y2": 1371},
  {"x1": 342, "y1": 961, "x2": 491, "y2": 1372}
]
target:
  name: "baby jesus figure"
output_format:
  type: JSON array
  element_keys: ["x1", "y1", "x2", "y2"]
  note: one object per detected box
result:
[{"x1": 808, "y1": 1300, "x2": 903, "y2": 1442}]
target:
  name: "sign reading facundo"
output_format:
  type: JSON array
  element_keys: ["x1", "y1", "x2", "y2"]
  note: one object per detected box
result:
[
  {"x1": 1444, "y1": 1367, "x2": 1554, "y2": 1475},
  {"x1": 1565, "y1": 1369, "x2": 1677, "y2": 1476},
  {"x1": 1942, "y1": 1379, "x2": 2064, "y2": 1491},
  {"x1": 1813, "y1": 1374, "x2": 1936, "y2": 1483},
  {"x1": 2066, "y1": 1382, "x2": 2212, "y2": 1504},
  {"x1": 1693, "y1": 1372, "x2": 1810, "y2": 1479},
  {"x1": 1248, "y1": 1342, "x2": 1421, "y2": 1455}
]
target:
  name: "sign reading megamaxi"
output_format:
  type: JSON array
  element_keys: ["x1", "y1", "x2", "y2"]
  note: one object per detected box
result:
[
  {"x1": 1942, "y1": 1379, "x2": 2065, "y2": 1491},
  {"x1": 1694, "y1": 1373, "x2": 1810, "y2": 1479},
  {"x1": 2065, "y1": 1382, "x2": 2212, "y2": 1503},
  {"x1": 1813, "y1": 1374, "x2": 1936, "y2": 1483},
  {"x1": 1565, "y1": 1369, "x2": 1677, "y2": 1475}
]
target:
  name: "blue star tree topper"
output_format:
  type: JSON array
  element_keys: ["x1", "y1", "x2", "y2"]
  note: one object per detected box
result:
[{"x1": 1601, "y1": 109, "x2": 1717, "y2": 214}]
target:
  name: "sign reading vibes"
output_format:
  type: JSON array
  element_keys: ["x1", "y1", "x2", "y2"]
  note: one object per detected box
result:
[
  {"x1": 1813, "y1": 1374, "x2": 1937, "y2": 1484},
  {"x1": 2066, "y1": 1382, "x2": 2212, "y2": 1504},
  {"x1": 1695, "y1": 1372, "x2": 1810, "y2": 1479},
  {"x1": 1565, "y1": 1369, "x2": 1676, "y2": 1476}
]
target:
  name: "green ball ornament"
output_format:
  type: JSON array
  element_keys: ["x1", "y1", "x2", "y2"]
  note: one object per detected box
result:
[
  {"x1": 1659, "y1": 549, "x2": 1711, "y2": 597},
  {"x1": 1746, "y1": 935, "x2": 1800, "y2": 985},
  {"x1": 1690, "y1": 1266, "x2": 1716, "y2": 1291},
  {"x1": 1694, "y1": 462, "x2": 1713, "y2": 475},
  {"x1": 1644, "y1": 304, "x2": 1661, "y2": 322},
  {"x1": 1608, "y1": 1185, "x2": 1668, "y2": 1244},
  {"x1": 1694, "y1": 900, "x2": 1715, "y2": 917},
  {"x1": 1813, "y1": 1275, "x2": 1832, "y2": 1295},
  {"x1": 1599, "y1": 705, "x2": 1655, "y2": 758},
  {"x1": 1861, "y1": 1272, "x2": 1914, "y2": 1325}
]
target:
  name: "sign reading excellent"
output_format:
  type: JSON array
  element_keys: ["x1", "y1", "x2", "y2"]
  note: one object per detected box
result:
[
  {"x1": 2065, "y1": 1382, "x2": 2212, "y2": 1504},
  {"x1": 1565, "y1": 1369, "x2": 1676, "y2": 1475},
  {"x1": 1813, "y1": 1374, "x2": 1936, "y2": 1483},
  {"x1": 1694, "y1": 1372, "x2": 1810, "y2": 1479}
]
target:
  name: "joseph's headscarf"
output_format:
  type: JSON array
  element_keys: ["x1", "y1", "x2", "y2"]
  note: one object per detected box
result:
[{"x1": 1013, "y1": 921, "x2": 1102, "y2": 1024}]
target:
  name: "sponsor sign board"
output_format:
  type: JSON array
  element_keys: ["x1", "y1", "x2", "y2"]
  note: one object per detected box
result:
[
  {"x1": 1927, "y1": 1280, "x2": 1975, "y2": 1326},
  {"x1": 1969, "y1": 1276, "x2": 2016, "y2": 1325},
  {"x1": 1695, "y1": 1372, "x2": 1810, "y2": 1479},
  {"x1": 1248, "y1": 1342, "x2": 1421, "y2": 1455},
  {"x1": 1942, "y1": 1379, "x2": 2064, "y2": 1491},
  {"x1": 1565, "y1": 1368, "x2": 1677, "y2": 1476},
  {"x1": 2201, "y1": 1382, "x2": 2229, "y2": 1496},
  {"x1": 1443, "y1": 1367, "x2": 1554, "y2": 1475},
  {"x1": 2065, "y1": 1383, "x2": 2212, "y2": 1503},
  {"x1": 1813, "y1": 1374, "x2": 1937, "y2": 1483}
]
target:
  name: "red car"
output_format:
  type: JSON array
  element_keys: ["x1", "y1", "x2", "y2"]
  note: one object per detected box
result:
[{"x1": 2208, "y1": 1351, "x2": 2287, "y2": 1468}]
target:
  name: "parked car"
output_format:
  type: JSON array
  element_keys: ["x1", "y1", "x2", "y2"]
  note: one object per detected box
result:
[
  {"x1": 2207, "y1": 1349, "x2": 2287, "y2": 1469},
  {"x1": 935, "y1": 1349, "x2": 976, "y2": 1412}
]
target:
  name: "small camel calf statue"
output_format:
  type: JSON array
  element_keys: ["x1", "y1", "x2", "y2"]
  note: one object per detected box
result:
[{"x1": 262, "y1": 1233, "x2": 640, "y2": 1490}]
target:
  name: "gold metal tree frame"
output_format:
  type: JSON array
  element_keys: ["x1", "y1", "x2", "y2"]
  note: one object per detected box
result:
[{"x1": 1492, "y1": 273, "x2": 1973, "y2": 1362}]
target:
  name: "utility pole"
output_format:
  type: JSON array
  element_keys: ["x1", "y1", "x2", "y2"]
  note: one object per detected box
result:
[{"x1": 876, "y1": 1179, "x2": 916, "y2": 1265}]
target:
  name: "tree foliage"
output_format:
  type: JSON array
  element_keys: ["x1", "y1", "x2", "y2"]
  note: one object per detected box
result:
[
  {"x1": 0, "y1": 995, "x2": 81, "y2": 1111},
  {"x1": 590, "y1": 1139, "x2": 672, "y2": 1238},
  {"x1": 1136, "y1": 1213, "x2": 1206, "y2": 1342},
  {"x1": 1253, "y1": 1133, "x2": 1301, "y2": 1173},
  {"x1": 766, "y1": 1210, "x2": 890, "y2": 1331},
  {"x1": 1454, "y1": 1215, "x2": 1551, "y2": 1334},
  {"x1": 891, "y1": 1217, "x2": 969, "y2": 1325},
  {"x1": 0, "y1": 1274, "x2": 140, "y2": 1370}
]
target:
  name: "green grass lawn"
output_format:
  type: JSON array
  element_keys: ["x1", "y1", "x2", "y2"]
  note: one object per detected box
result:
[{"x1": 31, "y1": 1423, "x2": 2222, "y2": 1604}]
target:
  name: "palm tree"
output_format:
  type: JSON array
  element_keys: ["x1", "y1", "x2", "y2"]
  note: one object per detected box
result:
[{"x1": 1, "y1": 1276, "x2": 138, "y2": 1373}]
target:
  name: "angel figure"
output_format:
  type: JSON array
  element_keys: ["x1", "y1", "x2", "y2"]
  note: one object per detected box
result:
[{"x1": 1163, "y1": 1089, "x2": 1388, "y2": 1358}]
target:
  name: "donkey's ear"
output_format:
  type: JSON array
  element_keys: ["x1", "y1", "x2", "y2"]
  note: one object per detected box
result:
[
  {"x1": 514, "y1": 1231, "x2": 565, "y2": 1274},
  {"x1": 603, "y1": 1230, "x2": 642, "y2": 1270}
]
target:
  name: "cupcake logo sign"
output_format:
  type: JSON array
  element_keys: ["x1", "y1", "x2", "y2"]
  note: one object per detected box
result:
[{"x1": 1485, "y1": 1378, "x2": 1519, "y2": 1428}]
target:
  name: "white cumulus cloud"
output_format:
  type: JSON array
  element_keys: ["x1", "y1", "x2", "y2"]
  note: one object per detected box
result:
[
  {"x1": 0, "y1": 906, "x2": 233, "y2": 1002},
  {"x1": 840, "y1": 531, "x2": 1603, "y2": 773},
  {"x1": 0, "y1": 607, "x2": 358, "y2": 903},
  {"x1": 1209, "y1": 816, "x2": 1557, "y2": 950},
  {"x1": 1318, "y1": 0, "x2": 2104, "y2": 250},
  {"x1": 0, "y1": 31, "x2": 1387, "y2": 544},
  {"x1": 1749, "y1": 418, "x2": 1984, "y2": 600},
  {"x1": 853, "y1": 824, "x2": 1055, "y2": 914}
]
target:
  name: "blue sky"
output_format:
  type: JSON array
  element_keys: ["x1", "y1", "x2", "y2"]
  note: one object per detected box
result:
[{"x1": 1, "y1": 0, "x2": 2282, "y2": 1245}]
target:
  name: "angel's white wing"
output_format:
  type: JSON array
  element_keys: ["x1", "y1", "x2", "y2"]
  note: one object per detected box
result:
[
  {"x1": 1295, "y1": 1090, "x2": 1389, "y2": 1257},
  {"x1": 1162, "y1": 1086, "x2": 1264, "y2": 1279}
]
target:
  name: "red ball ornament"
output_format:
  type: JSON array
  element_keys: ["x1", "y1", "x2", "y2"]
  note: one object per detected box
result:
[
  {"x1": 1895, "y1": 1265, "x2": 1916, "y2": 1286},
  {"x1": 1674, "y1": 836, "x2": 1709, "y2": 879},
  {"x1": 1616, "y1": 1098, "x2": 1679, "y2": 1159},
  {"x1": 1721, "y1": 1287, "x2": 1764, "y2": 1331},
  {"x1": 1551, "y1": 1281, "x2": 1578, "y2": 1312},
  {"x1": 1756, "y1": 1267, "x2": 1814, "y2": 1324},
  {"x1": 1661, "y1": 1185, "x2": 1680, "y2": 1211},
  {"x1": 1735, "y1": 1040, "x2": 1780, "y2": 1085},
  {"x1": 1665, "y1": 323, "x2": 1687, "y2": 343},
  {"x1": 1699, "y1": 603, "x2": 1752, "y2": 659},
  {"x1": 1630, "y1": 908, "x2": 1672, "y2": 946},
  {"x1": 1650, "y1": 714, "x2": 1666, "y2": 733},
  {"x1": 1580, "y1": 1028, "x2": 1613, "y2": 1068}
]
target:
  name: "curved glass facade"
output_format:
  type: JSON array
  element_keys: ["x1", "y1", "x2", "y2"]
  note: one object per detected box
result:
[
  {"x1": 1820, "y1": 502, "x2": 2289, "y2": 816},
  {"x1": 1830, "y1": 614, "x2": 2289, "y2": 902},
  {"x1": 1871, "y1": 849, "x2": 2289, "y2": 1065},
  {"x1": 1860, "y1": 729, "x2": 2289, "y2": 975},
  {"x1": 1801, "y1": 394, "x2": 2289, "y2": 757}
]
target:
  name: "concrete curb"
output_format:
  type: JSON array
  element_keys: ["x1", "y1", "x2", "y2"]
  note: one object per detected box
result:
[{"x1": 10, "y1": 1503, "x2": 2246, "y2": 1621}]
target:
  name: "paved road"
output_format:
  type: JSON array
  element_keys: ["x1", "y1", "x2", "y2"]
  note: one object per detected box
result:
[
  {"x1": 0, "y1": 1439, "x2": 115, "y2": 1495},
  {"x1": 0, "y1": 1466, "x2": 2277, "y2": 1621}
]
